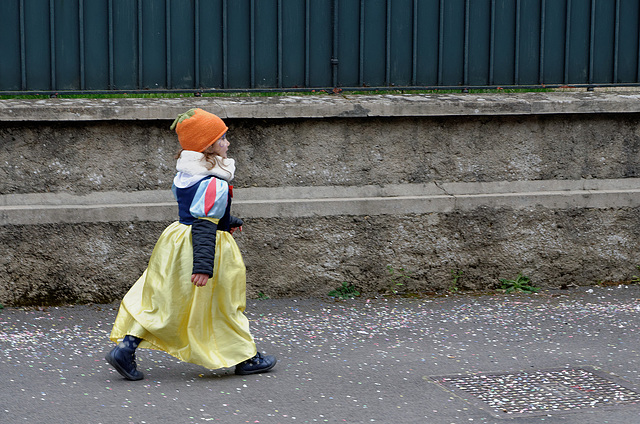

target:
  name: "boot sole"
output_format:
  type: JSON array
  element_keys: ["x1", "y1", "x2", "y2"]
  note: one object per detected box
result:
[{"x1": 105, "y1": 349, "x2": 144, "y2": 381}]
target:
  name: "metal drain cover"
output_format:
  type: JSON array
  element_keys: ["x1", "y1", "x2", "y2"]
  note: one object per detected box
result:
[{"x1": 430, "y1": 367, "x2": 640, "y2": 418}]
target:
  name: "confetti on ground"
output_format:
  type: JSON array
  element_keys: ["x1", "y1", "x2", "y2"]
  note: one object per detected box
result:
[{"x1": 1, "y1": 286, "x2": 640, "y2": 423}]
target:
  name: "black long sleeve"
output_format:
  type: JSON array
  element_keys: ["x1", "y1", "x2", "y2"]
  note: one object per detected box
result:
[
  {"x1": 229, "y1": 215, "x2": 244, "y2": 229},
  {"x1": 191, "y1": 218, "x2": 218, "y2": 276}
]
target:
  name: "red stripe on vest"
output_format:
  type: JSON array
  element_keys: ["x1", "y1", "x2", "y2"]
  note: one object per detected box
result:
[{"x1": 204, "y1": 180, "x2": 217, "y2": 215}]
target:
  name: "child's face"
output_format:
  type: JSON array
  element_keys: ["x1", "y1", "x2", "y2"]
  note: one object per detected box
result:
[{"x1": 207, "y1": 134, "x2": 229, "y2": 158}]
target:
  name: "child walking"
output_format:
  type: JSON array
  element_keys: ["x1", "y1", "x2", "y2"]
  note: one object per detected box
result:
[{"x1": 106, "y1": 108, "x2": 276, "y2": 380}]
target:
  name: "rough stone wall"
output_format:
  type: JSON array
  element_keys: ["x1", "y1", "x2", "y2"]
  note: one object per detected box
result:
[
  {"x1": 1, "y1": 121, "x2": 176, "y2": 195},
  {"x1": 3, "y1": 114, "x2": 640, "y2": 195},
  {"x1": 2, "y1": 100, "x2": 640, "y2": 305},
  {"x1": 239, "y1": 208, "x2": 640, "y2": 297},
  {"x1": 3, "y1": 208, "x2": 640, "y2": 306},
  {"x1": 0, "y1": 221, "x2": 164, "y2": 306}
]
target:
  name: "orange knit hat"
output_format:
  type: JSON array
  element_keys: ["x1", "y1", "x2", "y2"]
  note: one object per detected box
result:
[{"x1": 170, "y1": 108, "x2": 228, "y2": 152}]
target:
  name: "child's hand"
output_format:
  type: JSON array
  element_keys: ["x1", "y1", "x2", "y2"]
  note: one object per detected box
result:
[
  {"x1": 230, "y1": 225, "x2": 243, "y2": 235},
  {"x1": 191, "y1": 273, "x2": 209, "y2": 287}
]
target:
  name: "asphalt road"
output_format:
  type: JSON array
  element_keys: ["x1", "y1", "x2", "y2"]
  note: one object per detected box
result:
[{"x1": 1, "y1": 286, "x2": 640, "y2": 423}]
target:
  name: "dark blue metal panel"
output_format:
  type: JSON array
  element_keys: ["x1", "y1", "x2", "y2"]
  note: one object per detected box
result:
[
  {"x1": 307, "y1": 0, "x2": 331, "y2": 88},
  {"x1": 414, "y1": 0, "x2": 439, "y2": 86},
  {"x1": 541, "y1": 0, "x2": 567, "y2": 84},
  {"x1": 592, "y1": 0, "x2": 615, "y2": 84},
  {"x1": 198, "y1": 0, "x2": 223, "y2": 89},
  {"x1": 24, "y1": 0, "x2": 51, "y2": 90},
  {"x1": 441, "y1": 0, "x2": 465, "y2": 86},
  {"x1": 55, "y1": 0, "x2": 80, "y2": 90},
  {"x1": 140, "y1": 0, "x2": 167, "y2": 90},
  {"x1": 389, "y1": 0, "x2": 414, "y2": 87},
  {"x1": 83, "y1": 0, "x2": 109, "y2": 90},
  {"x1": 254, "y1": 0, "x2": 278, "y2": 88},
  {"x1": 617, "y1": 0, "x2": 640, "y2": 83},
  {"x1": 0, "y1": 1, "x2": 22, "y2": 90},
  {"x1": 169, "y1": 0, "x2": 195, "y2": 89},
  {"x1": 280, "y1": 0, "x2": 306, "y2": 88},
  {"x1": 518, "y1": 0, "x2": 542, "y2": 85},
  {"x1": 494, "y1": 0, "x2": 516, "y2": 85},
  {"x1": 337, "y1": 0, "x2": 360, "y2": 87},
  {"x1": 226, "y1": 0, "x2": 251, "y2": 89},
  {"x1": 361, "y1": 0, "x2": 386, "y2": 87},
  {"x1": 111, "y1": 0, "x2": 137, "y2": 90},
  {"x1": 567, "y1": 0, "x2": 590, "y2": 84},
  {"x1": 468, "y1": 0, "x2": 492, "y2": 86}
]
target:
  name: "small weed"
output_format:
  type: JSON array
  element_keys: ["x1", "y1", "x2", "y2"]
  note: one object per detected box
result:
[
  {"x1": 257, "y1": 292, "x2": 270, "y2": 300},
  {"x1": 499, "y1": 273, "x2": 539, "y2": 294},
  {"x1": 328, "y1": 282, "x2": 360, "y2": 300},
  {"x1": 596, "y1": 266, "x2": 640, "y2": 286},
  {"x1": 449, "y1": 270, "x2": 464, "y2": 293},
  {"x1": 597, "y1": 280, "x2": 628, "y2": 287},
  {"x1": 631, "y1": 266, "x2": 640, "y2": 284},
  {"x1": 384, "y1": 265, "x2": 414, "y2": 295}
]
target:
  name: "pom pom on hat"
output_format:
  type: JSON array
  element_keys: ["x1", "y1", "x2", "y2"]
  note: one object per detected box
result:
[{"x1": 170, "y1": 108, "x2": 228, "y2": 152}]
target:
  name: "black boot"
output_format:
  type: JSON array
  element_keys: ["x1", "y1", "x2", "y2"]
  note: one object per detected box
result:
[
  {"x1": 235, "y1": 352, "x2": 277, "y2": 375},
  {"x1": 105, "y1": 335, "x2": 144, "y2": 381}
]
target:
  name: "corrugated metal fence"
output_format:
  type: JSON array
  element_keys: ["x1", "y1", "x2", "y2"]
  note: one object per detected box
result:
[{"x1": 1, "y1": 0, "x2": 639, "y2": 94}]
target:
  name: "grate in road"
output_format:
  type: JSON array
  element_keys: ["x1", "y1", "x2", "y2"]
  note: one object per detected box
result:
[{"x1": 430, "y1": 367, "x2": 640, "y2": 418}]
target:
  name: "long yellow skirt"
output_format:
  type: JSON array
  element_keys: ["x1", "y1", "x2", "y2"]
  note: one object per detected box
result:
[{"x1": 109, "y1": 221, "x2": 257, "y2": 370}]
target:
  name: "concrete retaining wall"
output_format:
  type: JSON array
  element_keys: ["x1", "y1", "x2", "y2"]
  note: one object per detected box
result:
[{"x1": 1, "y1": 92, "x2": 640, "y2": 305}]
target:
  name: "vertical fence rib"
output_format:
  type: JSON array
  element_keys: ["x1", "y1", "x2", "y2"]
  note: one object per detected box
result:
[
  {"x1": 359, "y1": 0, "x2": 364, "y2": 86},
  {"x1": 412, "y1": 0, "x2": 417, "y2": 86},
  {"x1": 564, "y1": 0, "x2": 571, "y2": 84},
  {"x1": 489, "y1": 0, "x2": 495, "y2": 85},
  {"x1": 305, "y1": 0, "x2": 310, "y2": 86},
  {"x1": 463, "y1": 0, "x2": 469, "y2": 85},
  {"x1": 250, "y1": 0, "x2": 255, "y2": 88},
  {"x1": 49, "y1": 0, "x2": 56, "y2": 90},
  {"x1": 166, "y1": 0, "x2": 172, "y2": 89},
  {"x1": 539, "y1": 0, "x2": 545, "y2": 84},
  {"x1": 438, "y1": 0, "x2": 444, "y2": 85},
  {"x1": 19, "y1": 0, "x2": 26, "y2": 90},
  {"x1": 194, "y1": 0, "x2": 200, "y2": 88},
  {"x1": 613, "y1": 0, "x2": 620, "y2": 82},
  {"x1": 385, "y1": 0, "x2": 391, "y2": 86},
  {"x1": 278, "y1": 0, "x2": 283, "y2": 88},
  {"x1": 108, "y1": 0, "x2": 114, "y2": 89},
  {"x1": 79, "y1": 0, "x2": 85, "y2": 89},
  {"x1": 138, "y1": 0, "x2": 143, "y2": 89},
  {"x1": 514, "y1": 0, "x2": 521, "y2": 84},
  {"x1": 222, "y1": 0, "x2": 227, "y2": 88},
  {"x1": 330, "y1": 0, "x2": 339, "y2": 88},
  {"x1": 638, "y1": 0, "x2": 640, "y2": 82},
  {"x1": 588, "y1": 0, "x2": 595, "y2": 84}
]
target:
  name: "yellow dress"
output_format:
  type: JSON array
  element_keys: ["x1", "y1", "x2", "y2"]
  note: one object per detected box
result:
[{"x1": 109, "y1": 221, "x2": 257, "y2": 370}]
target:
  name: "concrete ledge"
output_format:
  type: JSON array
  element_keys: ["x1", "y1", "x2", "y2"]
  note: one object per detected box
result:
[
  {"x1": 2, "y1": 178, "x2": 639, "y2": 225},
  {"x1": 2, "y1": 92, "x2": 640, "y2": 122}
]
